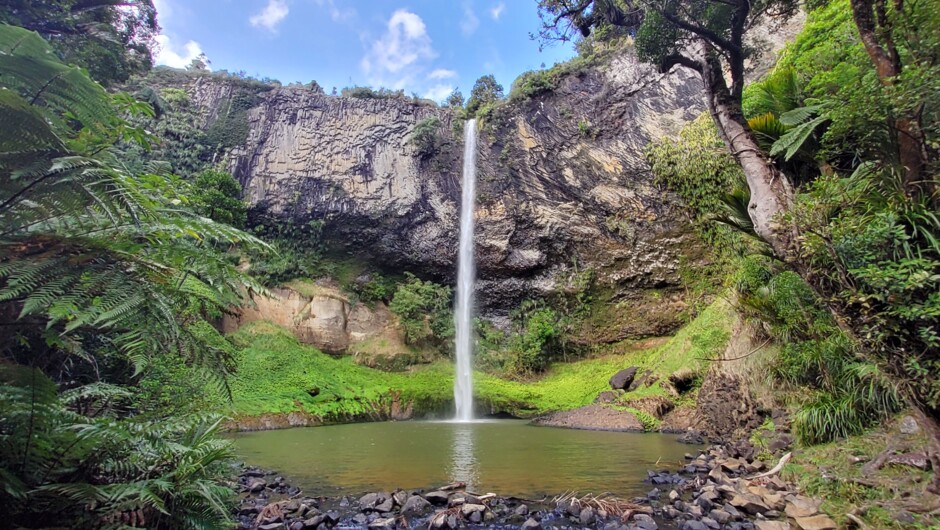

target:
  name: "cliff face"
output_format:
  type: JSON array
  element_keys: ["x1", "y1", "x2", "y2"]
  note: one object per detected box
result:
[{"x1": 179, "y1": 50, "x2": 708, "y2": 337}]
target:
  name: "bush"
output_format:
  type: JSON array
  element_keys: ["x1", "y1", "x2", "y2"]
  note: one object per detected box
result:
[
  {"x1": 409, "y1": 117, "x2": 442, "y2": 158},
  {"x1": 388, "y1": 273, "x2": 454, "y2": 348}
]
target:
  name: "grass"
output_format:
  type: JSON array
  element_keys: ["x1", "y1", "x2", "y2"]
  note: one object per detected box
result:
[
  {"x1": 223, "y1": 299, "x2": 734, "y2": 421},
  {"x1": 781, "y1": 418, "x2": 936, "y2": 529}
]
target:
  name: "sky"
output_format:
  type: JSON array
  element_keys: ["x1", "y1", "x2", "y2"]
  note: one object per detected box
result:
[{"x1": 152, "y1": 0, "x2": 578, "y2": 102}]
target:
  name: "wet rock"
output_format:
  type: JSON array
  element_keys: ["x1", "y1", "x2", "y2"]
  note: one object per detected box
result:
[
  {"x1": 392, "y1": 490, "x2": 409, "y2": 507},
  {"x1": 302, "y1": 514, "x2": 326, "y2": 528},
  {"x1": 359, "y1": 493, "x2": 384, "y2": 510},
  {"x1": 647, "y1": 488, "x2": 661, "y2": 500},
  {"x1": 514, "y1": 504, "x2": 529, "y2": 516},
  {"x1": 424, "y1": 491, "x2": 450, "y2": 505},
  {"x1": 610, "y1": 368, "x2": 639, "y2": 390},
  {"x1": 402, "y1": 495, "x2": 432, "y2": 515},
  {"x1": 522, "y1": 517, "x2": 541, "y2": 530},
  {"x1": 368, "y1": 517, "x2": 396, "y2": 529},
  {"x1": 353, "y1": 514, "x2": 369, "y2": 525},
  {"x1": 792, "y1": 515, "x2": 837, "y2": 530},
  {"x1": 324, "y1": 511, "x2": 340, "y2": 524},
  {"x1": 679, "y1": 431, "x2": 706, "y2": 445},
  {"x1": 681, "y1": 521, "x2": 708, "y2": 530},
  {"x1": 259, "y1": 524, "x2": 286, "y2": 530}
]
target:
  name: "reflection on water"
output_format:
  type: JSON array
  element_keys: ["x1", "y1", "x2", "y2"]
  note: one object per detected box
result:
[
  {"x1": 449, "y1": 424, "x2": 477, "y2": 490},
  {"x1": 230, "y1": 420, "x2": 695, "y2": 498}
]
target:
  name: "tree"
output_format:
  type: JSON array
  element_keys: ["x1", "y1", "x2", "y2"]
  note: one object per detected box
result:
[
  {"x1": 446, "y1": 89, "x2": 465, "y2": 108},
  {"x1": 466, "y1": 74, "x2": 505, "y2": 116},
  {"x1": 848, "y1": 0, "x2": 935, "y2": 201},
  {"x1": 536, "y1": 0, "x2": 800, "y2": 259},
  {"x1": 186, "y1": 52, "x2": 211, "y2": 71},
  {"x1": 0, "y1": 0, "x2": 158, "y2": 86},
  {"x1": 191, "y1": 169, "x2": 248, "y2": 228}
]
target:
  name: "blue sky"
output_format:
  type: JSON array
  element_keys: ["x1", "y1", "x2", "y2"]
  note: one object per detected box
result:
[{"x1": 152, "y1": 0, "x2": 577, "y2": 102}]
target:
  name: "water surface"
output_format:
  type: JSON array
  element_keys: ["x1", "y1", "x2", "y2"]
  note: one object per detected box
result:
[{"x1": 231, "y1": 420, "x2": 692, "y2": 498}]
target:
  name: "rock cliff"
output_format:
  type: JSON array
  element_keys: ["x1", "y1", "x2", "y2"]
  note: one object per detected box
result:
[{"x1": 167, "y1": 49, "x2": 709, "y2": 338}]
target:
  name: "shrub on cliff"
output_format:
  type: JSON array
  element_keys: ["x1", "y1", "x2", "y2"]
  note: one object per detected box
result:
[{"x1": 389, "y1": 273, "x2": 454, "y2": 348}]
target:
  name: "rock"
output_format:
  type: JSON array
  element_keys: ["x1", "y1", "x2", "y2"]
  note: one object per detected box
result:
[
  {"x1": 729, "y1": 494, "x2": 771, "y2": 515},
  {"x1": 375, "y1": 498, "x2": 394, "y2": 513},
  {"x1": 610, "y1": 368, "x2": 639, "y2": 390},
  {"x1": 768, "y1": 434, "x2": 794, "y2": 452},
  {"x1": 368, "y1": 518, "x2": 396, "y2": 529},
  {"x1": 668, "y1": 490, "x2": 680, "y2": 502},
  {"x1": 564, "y1": 500, "x2": 582, "y2": 517},
  {"x1": 290, "y1": 522, "x2": 304, "y2": 530},
  {"x1": 359, "y1": 493, "x2": 384, "y2": 510},
  {"x1": 709, "y1": 509, "x2": 732, "y2": 524},
  {"x1": 514, "y1": 504, "x2": 529, "y2": 516},
  {"x1": 302, "y1": 515, "x2": 326, "y2": 528},
  {"x1": 392, "y1": 490, "x2": 409, "y2": 507},
  {"x1": 793, "y1": 515, "x2": 837, "y2": 530},
  {"x1": 424, "y1": 491, "x2": 450, "y2": 505},
  {"x1": 755, "y1": 522, "x2": 790, "y2": 530},
  {"x1": 886, "y1": 452, "x2": 931, "y2": 470},
  {"x1": 324, "y1": 511, "x2": 339, "y2": 524},
  {"x1": 681, "y1": 521, "x2": 708, "y2": 530},
  {"x1": 679, "y1": 431, "x2": 706, "y2": 445},
  {"x1": 468, "y1": 510, "x2": 482, "y2": 524},
  {"x1": 899, "y1": 415, "x2": 920, "y2": 435},
  {"x1": 460, "y1": 504, "x2": 486, "y2": 518},
  {"x1": 259, "y1": 524, "x2": 285, "y2": 530},
  {"x1": 353, "y1": 514, "x2": 369, "y2": 525},
  {"x1": 647, "y1": 488, "x2": 661, "y2": 500},
  {"x1": 701, "y1": 517, "x2": 720, "y2": 530},
  {"x1": 522, "y1": 517, "x2": 541, "y2": 530},
  {"x1": 247, "y1": 478, "x2": 267, "y2": 492},
  {"x1": 580, "y1": 506, "x2": 596, "y2": 526},
  {"x1": 633, "y1": 513, "x2": 657, "y2": 530},
  {"x1": 402, "y1": 495, "x2": 432, "y2": 515},
  {"x1": 783, "y1": 497, "x2": 820, "y2": 519}
]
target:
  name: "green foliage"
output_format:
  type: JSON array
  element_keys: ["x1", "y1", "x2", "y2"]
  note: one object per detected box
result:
[
  {"x1": 511, "y1": 305, "x2": 564, "y2": 373},
  {"x1": 205, "y1": 88, "x2": 259, "y2": 151},
  {"x1": 247, "y1": 218, "x2": 328, "y2": 286},
  {"x1": 388, "y1": 273, "x2": 454, "y2": 348},
  {"x1": 0, "y1": 366, "x2": 234, "y2": 529},
  {"x1": 0, "y1": 2, "x2": 157, "y2": 87},
  {"x1": 353, "y1": 272, "x2": 397, "y2": 303},
  {"x1": 190, "y1": 169, "x2": 247, "y2": 227},
  {"x1": 409, "y1": 117, "x2": 443, "y2": 158},
  {"x1": 466, "y1": 75, "x2": 505, "y2": 117}
]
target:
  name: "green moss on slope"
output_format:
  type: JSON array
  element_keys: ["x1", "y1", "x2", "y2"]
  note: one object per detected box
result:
[{"x1": 224, "y1": 299, "x2": 734, "y2": 421}]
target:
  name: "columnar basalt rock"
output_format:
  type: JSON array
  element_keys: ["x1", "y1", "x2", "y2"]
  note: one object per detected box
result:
[{"x1": 171, "y1": 51, "x2": 709, "y2": 335}]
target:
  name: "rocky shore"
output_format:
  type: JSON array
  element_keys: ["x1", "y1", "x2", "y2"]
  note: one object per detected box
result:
[{"x1": 233, "y1": 444, "x2": 835, "y2": 530}]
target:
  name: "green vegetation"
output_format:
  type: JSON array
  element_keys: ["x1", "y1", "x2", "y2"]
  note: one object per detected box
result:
[
  {"x1": 388, "y1": 273, "x2": 455, "y2": 349},
  {"x1": 0, "y1": 23, "x2": 261, "y2": 527},
  {"x1": 190, "y1": 169, "x2": 248, "y2": 228},
  {"x1": 224, "y1": 299, "x2": 734, "y2": 419},
  {"x1": 409, "y1": 116, "x2": 444, "y2": 158},
  {"x1": 466, "y1": 75, "x2": 505, "y2": 117}
]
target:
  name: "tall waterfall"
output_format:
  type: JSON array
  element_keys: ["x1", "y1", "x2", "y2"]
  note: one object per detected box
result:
[{"x1": 453, "y1": 118, "x2": 477, "y2": 422}]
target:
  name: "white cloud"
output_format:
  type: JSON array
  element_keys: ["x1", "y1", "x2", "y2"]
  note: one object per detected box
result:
[
  {"x1": 250, "y1": 0, "x2": 289, "y2": 32},
  {"x1": 314, "y1": 0, "x2": 355, "y2": 22},
  {"x1": 154, "y1": 34, "x2": 206, "y2": 68},
  {"x1": 460, "y1": 2, "x2": 479, "y2": 36},
  {"x1": 428, "y1": 69, "x2": 457, "y2": 80},
  {"x1": 153, "y1": 0, "x2": 173, "y2": 21},
  {"x1": 423, "y1": 84, "x2": 455, "y2": 102},
  {"x1": 361, "y1": 10, "x2": 436, "y2": 75},
  {"x1": 489, "y1": 2, "x2": 505, "y2": 20}
]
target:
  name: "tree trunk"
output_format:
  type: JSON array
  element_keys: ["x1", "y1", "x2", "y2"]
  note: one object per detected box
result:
[{"x1": 699, "y1": 55, "x2": 797, "y2": 259}]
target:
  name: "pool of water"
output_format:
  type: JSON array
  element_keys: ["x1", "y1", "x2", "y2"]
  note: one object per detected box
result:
[{"x1": 230, "y1": 420, "x2": 694, "y2": 498}]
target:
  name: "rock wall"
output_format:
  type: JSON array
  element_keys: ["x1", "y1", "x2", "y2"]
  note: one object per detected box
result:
[{"x1": 171, "y1": 49, "x2": 709, "y2": 337}]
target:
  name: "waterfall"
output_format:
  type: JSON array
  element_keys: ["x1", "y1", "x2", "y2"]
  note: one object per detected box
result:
[{"x1": 453, "y1": 118, "x2": 477, "y2": 422}]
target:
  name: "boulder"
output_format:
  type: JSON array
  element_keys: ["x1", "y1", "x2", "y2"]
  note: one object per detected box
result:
[
  {"x1": 514, "y1": 504, "x2": 529, "y2": 516},
  {"x1": 424, "y1": 491, "x2": 450, "y2": 505},
  {"x1": 359, "y1": 493, "x2": 384, "y2": 510},
  {"x1": 793, "y1": 515, "x2": 837, "y2": 530},
  {"x1": 886, "y1": 452, "x2": 930, "y2": 470},
  {"x1": 729, "y1": 493, "x2": 771, "y2": 515},
  {"x1": 375, "y1": 498, "x2": 394, "y2": 513},
  {"x1": 783, "y1": 497, "x2": 820, "y2": 519},
  {"x1": 401, "y1": 495, "x2": 432, "y2": 515},
  {"x1": 610, "y1": 367, "x2": 639, "y2": 390},
  {"x1": 368, "y1": 518, "x2": 396, "y2": 529},
  {"x1": 679, "y1": 430, "x2": 706, "y2": 445},
  {"x1": 460, "y1": 504, "x2": 486, "y2": 518},
  {"x1": 899, "y1": 415, "x2": 920, "y2": 434}
]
